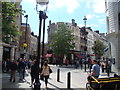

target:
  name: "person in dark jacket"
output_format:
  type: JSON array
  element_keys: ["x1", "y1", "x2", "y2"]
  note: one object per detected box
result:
[
  {"x1": 6, "y1": 59, "x2": 11, "y2": 72},
  {"x1": 9, "y1": 60, "x2": 17, "y2": 82},
  {"x1": 30, "y1": 60, "x2": 40, "y2": 87},
  {"x1": 18, "y1": 58, "x2": 26, "y2": 80}
]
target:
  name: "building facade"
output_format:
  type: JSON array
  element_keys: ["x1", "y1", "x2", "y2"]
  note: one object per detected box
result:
[
  {"x1": 105, "y1": 0, "x2": 120, "y2": 73},
  {"x1": 30, "y1": 32, "x2": 38, "y2": 59},
  {"x1": 47, "y1": 19, "x2": 81, "y2": 52},
  {"x1": 47, "y1": 19, "x2": 107, "y2": 59},
  {"x1": 86, "y1": 28, "x2": 107, "y2": 60},
  {"x1": 1, "y1": 2, "x2": 22, "y2": 61}
]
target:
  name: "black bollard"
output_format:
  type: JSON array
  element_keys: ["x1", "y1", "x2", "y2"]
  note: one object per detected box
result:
[
  {"x1": 67, "y1": 72, "x2": 71, "y2": 89},
  {"x1": 84, "y1": 61, "x2": 86, "y2": 72},
  {"x1": 57, "y1": 68, "x2": 60, "y2": 82},
  {"x1": 107, "y1": 68, "x2": 110, "y2": 77},
  {"x1": 34, "y1": 82, "x2": 41, "y2": 90},
  {"x1": 89, "y1": 64, "x2": 91, "y2": 73}
]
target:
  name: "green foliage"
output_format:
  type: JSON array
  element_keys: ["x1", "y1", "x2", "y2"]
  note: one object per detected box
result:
[
  {"x1": 92, "y1": 39, "x2": 106, "y2": 59},
  {"x1": 49, "y1": 23, "x2": 75, "y2": 56},
  {"x1": 2, "y1": 2, "x2": 23, "y2": 43}
]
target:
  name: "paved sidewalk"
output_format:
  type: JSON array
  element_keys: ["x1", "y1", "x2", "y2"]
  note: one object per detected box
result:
[{"x1": 1, "y1": 64, "x2": 116, "y2": 90}]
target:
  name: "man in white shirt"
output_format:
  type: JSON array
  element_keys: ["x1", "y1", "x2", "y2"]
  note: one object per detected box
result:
[{"x1": 90, "y1": 60, "x2": 100, "y2": 78}]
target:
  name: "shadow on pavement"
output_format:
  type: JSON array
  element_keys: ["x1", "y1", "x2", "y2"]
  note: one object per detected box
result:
[{"x1": 2, "y1": 72, "x2": 32, "y2": 89}]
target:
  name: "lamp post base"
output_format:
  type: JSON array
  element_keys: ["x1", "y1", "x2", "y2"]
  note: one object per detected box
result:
[{"x1": 34, "y1": 82, "x2": 41, "y2": 90}]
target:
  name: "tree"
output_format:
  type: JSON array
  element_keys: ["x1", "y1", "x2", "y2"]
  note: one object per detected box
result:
[
  {"x1": 92, "y1": 39, "x2": 106, "y2": 60},
  {"x1": 2, "y1": 2, "x2": 23, "y2": 43},
  {"x1": 49, "y1": 23, "x2": 75, "y2": 57}
]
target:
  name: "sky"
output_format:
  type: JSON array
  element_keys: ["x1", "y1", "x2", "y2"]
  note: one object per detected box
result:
[{"x1": 21, "y1": 0, "x2": 107, "y2": 43}]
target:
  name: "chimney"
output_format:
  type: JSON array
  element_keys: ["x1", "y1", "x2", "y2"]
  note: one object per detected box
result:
[
  {"x1": 72, "y1": 19, "x2": 75, "y2": 26},
  {"x1": 94, "y1": 30, "x2": 99, "y2": 34},
  {"x1": 49, "y1": 20, "x2": 51, "y2": 25}
]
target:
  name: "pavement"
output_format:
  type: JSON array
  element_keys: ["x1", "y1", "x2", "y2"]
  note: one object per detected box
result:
[{"x1": 1, "y1": 64, "x2": 116, "y2": 90}]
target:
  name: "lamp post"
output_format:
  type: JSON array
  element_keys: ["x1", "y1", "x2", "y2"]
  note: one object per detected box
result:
[
  {"x1": 83, "y1": 16, "x2": 87, "y2": 72},
  {"x1": 24, "y1": 15, "x2": 28, "y2": 59},
  {"x1": 42, "y1": 12, "x2": 48, "y2": 60},
  {"x1": 35, "y1": 0, "x2": 49, "y2": 89},
  {"x1": 83, "y1": 16, "x2": 87, "y2": 28}
]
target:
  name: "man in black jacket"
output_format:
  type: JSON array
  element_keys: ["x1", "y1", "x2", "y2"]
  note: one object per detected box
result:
[
  {"x1": 9, "y1": 60, "x2": 17, "y2": 82},
  {"x1": 30, "y1": 60, "x2": 40, "y2": 87},
  {"x1": 18, "y1": 58, "x2": 26, "y2": 80}
]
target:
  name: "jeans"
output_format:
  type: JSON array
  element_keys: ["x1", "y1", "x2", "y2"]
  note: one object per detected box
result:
[
  {"x1": 44, "y1": 75, "x2": 49, "y2": 87},
  {"x1": 10, "y1": 70, "x2": 16, "y2": 82},
  {"x1": 19, "y1": 69, "x2": 23, "y2": 79}
]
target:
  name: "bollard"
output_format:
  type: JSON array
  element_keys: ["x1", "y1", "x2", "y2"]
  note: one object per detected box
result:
[
  {"x1": 57, "y1": 68, "x2": 60, "y2": 82},
  {"x1": 89, "y1": 64, "x2": 92, "y2": 73},
  {"x1": 34, "y1": 82, "x2": 41, "y2": 90},
  {"x1": 107, "y1": 68, "x2": 110, "y2": 77},
  {"x1": 84, "y1": 61, "x2": 86, "y2": 72},
  {"x1": 67, "y1": 72, "x2": 71, "y2": 89}
]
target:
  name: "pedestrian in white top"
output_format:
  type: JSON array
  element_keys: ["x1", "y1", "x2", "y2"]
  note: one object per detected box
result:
[
  {"x1": 90, "y1": 60, "x2": 100, "y2": 78},
  {"x1": 41, "y1": 62, "x2": 51, "y2": 88}
]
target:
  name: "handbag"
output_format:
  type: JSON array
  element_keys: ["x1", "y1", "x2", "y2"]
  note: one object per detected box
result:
[
  {"x1": 49, "y1": 68, "x2": 52, "y2": 73},
  {"x1": 40, "y1": 74, "x2": 44, "y2": 80}
]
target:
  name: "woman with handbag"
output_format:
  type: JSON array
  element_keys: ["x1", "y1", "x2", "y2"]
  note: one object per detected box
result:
[{"x1": 41, "y1": 61, "x2": 52, "y2": 88}]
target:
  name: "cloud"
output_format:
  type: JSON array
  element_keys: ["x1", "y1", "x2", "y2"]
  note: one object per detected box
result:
[
  {"x1": 91, "y1": 0, "x2": 105, "y2": 13},
  {"x1": 22, "y1": 0, "x2": 36, "y2": 3},
  {"x1": 86, "y1": 0, "x2": 91, "y2": 8},
  {"x1": 90, "y1": 24, "x2": 99, "y2": 28},
  {"x1": 78, "y1": 24, "x2": 99, "y2": 29},
  {"x1": 98, "y1": 19, "x2": 106, "y2": 24},
  {"x1": 78, "y1": 24, "x2": 84, "y2": 27},
  {"x1": 48, "y1": 0, "x2": 80, "y2": 13},
  {"x1": 86, "y1": 14, "x2": 100, "y2": 19},
  {"x1": 86, "y1": 14, "x2": 95, "y2": 19}
]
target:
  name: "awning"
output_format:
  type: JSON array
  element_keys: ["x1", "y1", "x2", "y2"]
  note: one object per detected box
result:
[
  {"x1": 45, "y1": 54, "x2": 52, "y2": 58},
  {"x1": 73, "y1": 53, "x2": 85, "y2": 59},
  {"x1": 89, "y1": 54, "x2": 94, "y2": 56}
]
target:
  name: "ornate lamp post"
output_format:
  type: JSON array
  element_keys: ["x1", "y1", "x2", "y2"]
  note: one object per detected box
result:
[
  {"x1": 83, "y1": 16, "x2": 87, "y2": 72},
  {"x1": 83, "y1": 16, "x2": 87, "y2": 27},
  {"x1": 34, "y1": 0, "x2": 49, "y2": 89}
]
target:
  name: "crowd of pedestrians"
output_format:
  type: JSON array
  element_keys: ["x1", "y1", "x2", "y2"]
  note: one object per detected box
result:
[
  {"x1": 2, "y1": 58, "x2": 52, "y2": 88},
  {"x1": 2, "y1": 58, "x2": 32, "y2": 82},
  {"x1": 2, "y1": 56, "x2": 113, "y2": 89}
]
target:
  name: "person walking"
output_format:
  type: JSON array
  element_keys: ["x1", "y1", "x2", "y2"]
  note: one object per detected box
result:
[
  {"x1": 6, "y1": 59, "x2": 11, "y2": 72},
  {"x1": 41, "y1": 62, "x2": 51, "y2": 88},
  {"x1": 22, "y1": 59, "x2": 26, "y2": 79},
  {"x1": 30, "y1": 60, "x2": 39, "y2": 87},
  {"x1": 9, "y1": 60, "x2": 17, "y2": 82},
  {"x1": 101, "y1": 61, "x2": 106, "y2": 73},
  {"x1": 90, "y1": 60, "x2": 100, "y2": 78},
  {"x1": 65, "y1": 59, "x2": 69, "y2": 66},
  {"x1": 18, "y1": 58, "x2": 26, "y2": 80}
]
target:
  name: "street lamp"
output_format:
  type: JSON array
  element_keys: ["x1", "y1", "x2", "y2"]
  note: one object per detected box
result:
[
  {"x1": 42, "y1": 13, "x2": 48, "y2": 60},
  {"x1": 24, "y1": 15, "x2": 28, "y2": 43},
  {"x1": 35, "y1": 0, "x2": 49, "y2": 90},
  {"x1": 83, "y1": 16, "x2": 87, "y2": 72},
  {"x1": 24, "y1": 15, "x2": 28, "y2": 59},
  {"x1": 83, "y1": 16, "x2": 87, "y2": 27}
]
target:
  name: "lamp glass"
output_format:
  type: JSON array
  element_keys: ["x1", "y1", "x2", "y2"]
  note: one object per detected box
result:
[{"x1": 36, "y1": 0, "x2": 49, "y2": 5}]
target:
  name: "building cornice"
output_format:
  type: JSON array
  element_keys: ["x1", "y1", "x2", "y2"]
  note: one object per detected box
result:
[
  {"x1": 106, "y1": 32, "x2": 120, "y2": 41},
  {"x1": 2, "y1": 42, "x2": 18, "y2": 48}
]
